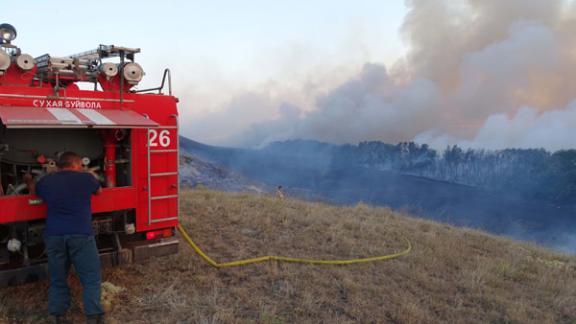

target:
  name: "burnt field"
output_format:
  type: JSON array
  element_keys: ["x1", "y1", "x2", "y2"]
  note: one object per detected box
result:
[{"x1": 307, "y1": 167, "x2": 576, "y2": 252}]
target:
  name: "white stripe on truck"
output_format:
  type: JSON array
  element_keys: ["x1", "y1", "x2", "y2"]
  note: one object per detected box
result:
[
  {"x1": 77, "y1": 108, "x2": 115, "y2": 125},
  {"x1": 46, "y1": 108, "x2": 82, "y2": 124}
]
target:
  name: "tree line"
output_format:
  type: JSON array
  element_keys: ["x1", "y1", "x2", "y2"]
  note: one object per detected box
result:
[
  {"x1": 335, "y1": 141, "x2": 576, "y2": 206},
  {"x1": 265, "y1": 140, "x2": 576, "y2": 206}
]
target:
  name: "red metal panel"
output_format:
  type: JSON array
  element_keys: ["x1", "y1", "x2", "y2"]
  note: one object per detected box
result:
[
  {"x1": 150, "y1": 198, "x2": 178, "y2": 222},
  {"x1": 92, "y1": 187, "x2": 139, "y2": 213},
  {"x1": 150, "y1": 175, "x2": 178, "y2": 197},
  {"x1": 87, "y1": 109, "x2": 158, "y2": 128},
  {"x1": 133, "y1": 128, "x2": 151, "y2": 232},
  {"x1": 150, "y1": 153, "x2": 179, "y2": 174},
  {"x1": 0, "y1": 106, "x2": 59, "y2": 126},
  {"x1": 0, "y1": 187, "x2": 138, "y2": 223},
  {"x1": 0, "y1": 106, "x2": 158, "y2": 128}
]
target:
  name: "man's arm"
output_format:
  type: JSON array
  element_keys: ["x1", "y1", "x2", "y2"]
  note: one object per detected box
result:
[{"x1": 88, "y1": 174, "x2": 102, "y2": 195}]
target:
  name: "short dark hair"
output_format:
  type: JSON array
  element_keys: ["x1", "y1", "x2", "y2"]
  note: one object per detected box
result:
[{"x1": 57, "y1": 151, "x2": 81, "y2": 168}]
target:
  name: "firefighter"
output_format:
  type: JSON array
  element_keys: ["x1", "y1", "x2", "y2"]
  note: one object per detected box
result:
[{"x1": 25, "y1": 151, "x2": 105, "y2": 324}]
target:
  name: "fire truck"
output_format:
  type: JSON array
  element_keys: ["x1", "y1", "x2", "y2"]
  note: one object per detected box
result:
[{"x1": 0, "y1": 24, "x2": 179, "y2": 285}]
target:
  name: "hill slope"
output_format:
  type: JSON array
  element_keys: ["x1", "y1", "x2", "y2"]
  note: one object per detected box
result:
[
  {"x1": 179, "y1": 153, "x2": 267, "y2": 193},
  {"x1": 179, "y1": 137, "x2": 576, "y2": 253},
  {"x1": 1, "y1": 189, "x2": 575, "y2": 323}
]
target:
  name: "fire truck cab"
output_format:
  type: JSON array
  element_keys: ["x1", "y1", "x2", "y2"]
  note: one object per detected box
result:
[{"x1": 0, "y1": 24, "x2": 179, "y2": 285}]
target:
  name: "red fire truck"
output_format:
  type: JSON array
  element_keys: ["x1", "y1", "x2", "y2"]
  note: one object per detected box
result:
[{"x1": 0, "y1": 24, "x2": 179, "y2": 285}]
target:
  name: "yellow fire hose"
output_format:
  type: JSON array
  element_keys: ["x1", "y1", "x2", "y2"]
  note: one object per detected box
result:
[{"x1": 177, "y1": 224, "x2": 412, "y2": 268}]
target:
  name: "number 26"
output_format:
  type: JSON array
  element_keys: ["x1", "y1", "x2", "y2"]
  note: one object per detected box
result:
[{"x1": 149, "y1": 129, "x2": 171, "y2": 147}]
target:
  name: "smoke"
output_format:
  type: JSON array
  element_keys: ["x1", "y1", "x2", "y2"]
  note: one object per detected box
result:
[
  {"x1": 185, "y1": 0, "x2": 576, "y2": 150},
  {"x1": 415, "y1": 103, "x2": 576, "y2": 151}
]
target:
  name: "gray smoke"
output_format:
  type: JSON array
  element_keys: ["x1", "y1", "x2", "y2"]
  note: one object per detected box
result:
[{"x1": 186, "y1": 0, "x2": 576, "y2": 150}]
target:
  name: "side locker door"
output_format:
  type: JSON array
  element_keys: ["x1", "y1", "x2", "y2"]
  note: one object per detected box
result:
[{"x1": 147, "y1": 117, "x2": 179, "y2": 225}]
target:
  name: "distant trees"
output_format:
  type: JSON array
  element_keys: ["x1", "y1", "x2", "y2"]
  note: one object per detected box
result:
[
  {"x1": 535, "y1": 150, "x2": 576, "y2": 205},
  {"x1": 343, "y1": 142, "x2": 575, "y2": 205},
  {"x1": 266, "y1": 140, "x2": 576, "y2": 206}
]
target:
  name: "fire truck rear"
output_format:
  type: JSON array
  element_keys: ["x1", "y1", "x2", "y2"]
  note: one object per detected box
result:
[{"x1": 0, "y1": 24, "x2": 179, "y2": 285}]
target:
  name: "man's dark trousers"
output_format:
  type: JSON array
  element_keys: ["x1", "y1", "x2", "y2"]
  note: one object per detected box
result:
[{"x1": 44, "y1": 235, "x2": 103, "y2": 317}]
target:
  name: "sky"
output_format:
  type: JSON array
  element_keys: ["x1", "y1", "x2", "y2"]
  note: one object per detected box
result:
[
  {"x1": 5, "y1": 0, "x2": 407, "y2": 140},
  {"x1": 7, "y1": 1, "x2": 406, "y2": 68},
  {"x1": 6, "y1": 1, "x2": 576, "y2": 150}
]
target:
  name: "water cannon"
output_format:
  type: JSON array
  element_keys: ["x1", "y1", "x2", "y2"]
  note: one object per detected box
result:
[
  {"x1": 36, "y1": 44, "x2": 145, "y2": 91},
  {"x1": 122, "y1": 62, "x2": 144, "y2": 85},
  {"x1": 100, "y1": 62, "x2": 118, "y2": 78},
  {"x1": 0, "y1": 23, "x2": 37, "y2": 82},
  {"x1": 0, "y1": 24, "x2": 14, "y2": 73},
  {"x1": 0, "y1": 24, "x2": 154, "y2": 93},
  {"x1": 15, "y1": 54, "x2": 35, "y2": 71}
]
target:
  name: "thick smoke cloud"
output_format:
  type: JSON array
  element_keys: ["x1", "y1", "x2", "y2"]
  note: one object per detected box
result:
[
  {"x1": 236, "y1": 64, "x2": 442, "y2": 146},
  {"x1": 415, "y1": 103, "x2": 576, "y2": 151},
  {"x1": 188, "y1": 0, "x2": 576, "y2": 150}
]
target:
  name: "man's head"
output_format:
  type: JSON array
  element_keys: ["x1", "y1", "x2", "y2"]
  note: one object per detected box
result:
[{"x1": 57, "y1": 151, "x2": 82, "y2": 170}]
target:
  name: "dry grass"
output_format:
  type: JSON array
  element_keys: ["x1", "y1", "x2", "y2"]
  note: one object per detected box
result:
[{"x1": 1, "y1": 188, "x2": 575, "y2": 323}]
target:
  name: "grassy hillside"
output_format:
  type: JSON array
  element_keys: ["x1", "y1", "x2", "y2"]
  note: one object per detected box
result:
[{"x1": 1, "y1": 189, "x2": 575, "y2": 323}]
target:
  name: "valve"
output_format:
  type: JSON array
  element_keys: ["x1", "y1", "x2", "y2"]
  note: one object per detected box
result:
[{"x1": 125, "y1": 223, "x2": 135, "y2": 235}]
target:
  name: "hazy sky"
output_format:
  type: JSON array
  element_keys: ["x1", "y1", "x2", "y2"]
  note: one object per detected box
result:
[
  {"x1": 5, "y1": 1, "x2": 407, "y2": 141},
  {"x1": 7, "y1": 1, "x2": 575, "y2": 150},
  {"x1": 6, "y1": 1, "x2": 406, "y2": 91}
]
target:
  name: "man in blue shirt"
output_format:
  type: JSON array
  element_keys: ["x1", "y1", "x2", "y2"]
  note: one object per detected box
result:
[{"x1": 32, "y1": 151, "x2": 104, "y2": 324}]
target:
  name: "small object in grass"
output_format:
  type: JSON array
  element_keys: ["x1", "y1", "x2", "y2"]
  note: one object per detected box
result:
[
  {"x1": 276, "y1": 185, "x2": 285, "y2": 199},
  {"x1": 100, "y1": 282, "x2": 125, "y2": 312}
]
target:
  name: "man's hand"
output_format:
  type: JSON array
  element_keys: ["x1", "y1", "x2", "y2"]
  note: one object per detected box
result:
[
  {"x1": 23, "y1": 173, "x2": 36, "y2": 195},
  {"x1": 23, "y1": 173, "x2": 34, "y2": 185}
]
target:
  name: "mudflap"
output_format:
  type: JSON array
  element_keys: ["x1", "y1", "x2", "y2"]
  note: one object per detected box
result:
[
  {"x1": 0, "y1": 237, "x2": 179, "y2": 287},
  {"x1": 130, "y1": 237, "x2": 180, "y2": 263}
]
